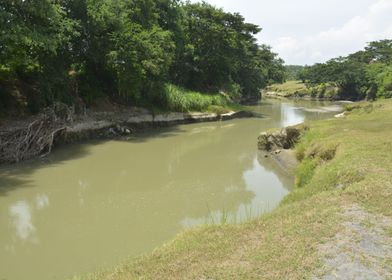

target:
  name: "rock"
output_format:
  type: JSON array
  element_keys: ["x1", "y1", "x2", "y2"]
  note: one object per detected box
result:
[
  {"x1": 284, "y1": 126, "x2": 301, "y2": 148},
  {"x1": 257, "y1": 132, "x2": 272, "y2": 151},
  {"x1": 335, "y1": 112, "x2": 346, "y2": 118},
  {"x1": 258, "y1": 126, "x2": 303, "y2": 151},
  {"x1": 125, "y1": 128, "x2": 131, "y2": 134},
  {"x1": 275, "y1": 149, "x2": 281, "y2": 154}
]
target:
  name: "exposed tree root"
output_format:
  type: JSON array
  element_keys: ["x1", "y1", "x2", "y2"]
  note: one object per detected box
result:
[{"x1": 0, "y1": 103, "x2": 74, "y2": 164}]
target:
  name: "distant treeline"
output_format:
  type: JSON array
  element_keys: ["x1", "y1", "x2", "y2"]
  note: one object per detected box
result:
[
  {"x1": 297, "y1": 40, "x2": 392, "y2": 100},
  {"x1": 0, "y1": 0, "x2": 285, "y2": 114},
  {"x1": 284, "y1": 65, "x2": 304, "y2": 81}
]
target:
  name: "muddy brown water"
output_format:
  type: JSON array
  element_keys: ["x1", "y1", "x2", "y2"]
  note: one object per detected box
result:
[{"x1": 0, "y1": 99, "x2": 341, "y2": 280}]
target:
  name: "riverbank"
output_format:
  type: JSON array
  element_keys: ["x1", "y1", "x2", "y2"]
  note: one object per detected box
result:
[
  {"x1": 263, "y1": 80, "x2": 340, "y2": 101},
  {"x1": 59, "y1": 108, "x2": 254, "y2": 143},
  {"x1": 0, "y1": 100, "x2": 253, "y2": 164},
  {"x1": 257, "y1": 125, "x2": 303, "y2": 175},
  {"x1": 73, "y1": 99, "x2": 392, "y2": 279}
]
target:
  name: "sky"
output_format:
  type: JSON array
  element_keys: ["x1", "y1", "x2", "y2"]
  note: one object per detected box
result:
[{"x1": 190, "y1": 0, "x2": 392, "y2": 65}]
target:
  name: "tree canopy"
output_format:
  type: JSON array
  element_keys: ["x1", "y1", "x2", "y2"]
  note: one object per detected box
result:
[
  {"x1": 284, "y1": 65, "x2": 304, "y2": 81},
  {"x1": 0, "y1": 0, "x2": 285, "y2": 114},
  {"x1": 299, "y1": 39, "x2": 392, "y2": 100}
]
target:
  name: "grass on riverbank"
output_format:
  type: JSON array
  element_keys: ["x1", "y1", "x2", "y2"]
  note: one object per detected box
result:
[
  {"x1": 264, "y1": 80, "x2": 310, "y2": 97},
  {"x1": 161, "y1": 84, "x2": 241, "y2": 114},
  {"x1": 0, "y1": 84, "x2": 243, "y2": 121},
  {"x1": 73, "y1": 100, "x2": 392, "y2": 279},
  {"x1": 265, "y1": 80, "x2": 340, "y2": 100}
]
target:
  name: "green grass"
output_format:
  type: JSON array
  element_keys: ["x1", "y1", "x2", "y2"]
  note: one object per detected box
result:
[
  {"x1": 72, "y1": 99, "x2": 392, "y2": 280},
  {"x1": 162, "y1": 84, "x2": 241, "y2": 113},
  {"x1": 265, "y1": 80, "x2": 310, "y2": 97},
  {"x1": 265, "y1": 81, "x2": 340, "y2": 100},
  {"x1": 387, "y1": 227, "x2": 392, "y2": 238}
]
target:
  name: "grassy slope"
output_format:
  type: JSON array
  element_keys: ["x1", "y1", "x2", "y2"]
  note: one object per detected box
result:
[
  {"x1": 160, "y1": 84, "x2": 242, "y2": 114},
  {"x1": 265, "y1": 80, "x2": 309, "y2": 97},
  {"x1": 74, "y1": 100, "x2": 392, "y2": 280},
  {"x1": 265, "y1": 81, "x2": 339, "y2": 100}
]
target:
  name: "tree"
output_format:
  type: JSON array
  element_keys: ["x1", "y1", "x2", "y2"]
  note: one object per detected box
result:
[
  {"x1": 169, "y1": 2, "x2": 284, "y2": 99},
  {"x1": 285, "y1": 65, "x2": 305, "y2": 81},
  {"x1": 0, "y1": 0, "x2": 78, "y2": 111},
  {"x1": 1, "y1": 0, "x2": 285, "y2": 113},
  {"x1": 300, "y1": 40, "x2": 392, "y2": 100},
  {"x1": 365, "y1": 39, "x2": 392, "y2": 64}
]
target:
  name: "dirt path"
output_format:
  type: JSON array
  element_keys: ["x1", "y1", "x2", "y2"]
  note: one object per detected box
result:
[{"x1": 313, "y1": 204, "x2": 392, "y2": 280}]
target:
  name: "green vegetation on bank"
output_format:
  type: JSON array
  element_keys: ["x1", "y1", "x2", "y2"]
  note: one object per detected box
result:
[
  {"x1": 270, "y1": 40, "x2": 392, "y2": 101},
  {"x1": 72, "y1": 101, "x2": 392, "y2": 279},
  {"x1": 0, "y1": 0, "x2": 285, "y2": 116},
  {"x1": 161, "y1": 84, "x2": 238, "y2": 113},
  {"x1": 288, "y1": 100, "x2": 392, "y2": 218},
  {"x1": 264, "y1": 80, "x2": 339, "y2": 100},
  {"x1": 298, "y1": 39, "x2": 392, "y2": 100},
  {"x1": 284, "y1": 65, "x2": 305, "y2": 80},
  {"x1": 265, "y1": 80, "x2": 309, "y2": 97}
]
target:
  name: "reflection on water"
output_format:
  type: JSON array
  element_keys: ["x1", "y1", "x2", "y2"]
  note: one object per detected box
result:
[
  {"x1": 36, "y1": 194, "x2": 50, "y2": 210},
  {"x1": 181, "y1": 155, "x2": 291, "y2": 227},
  {"x1": 10, "y1": 201, "x2": 37, "y2": 242},
  {"x1": 8, "y1": 194, "x2": 50, "y2": 244},
  {"x1": 0, "y1": 99, "x2": 340, "y2": 280},
  {"x1": 281, "y1": 104, "x2": 305, "y2": 127}
]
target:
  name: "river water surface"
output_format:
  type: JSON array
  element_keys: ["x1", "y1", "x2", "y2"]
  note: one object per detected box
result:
[{"x1": 0, "y1": 99, "x2": 341, "y2": 280}]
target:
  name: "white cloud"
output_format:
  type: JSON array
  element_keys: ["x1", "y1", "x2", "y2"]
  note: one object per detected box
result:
[
  {"x1": 271, "y1": 0, "x2": 392, "y2": 64},
  {"x1": 192, "y1": 0, "x2": 392, "y2": 65}
]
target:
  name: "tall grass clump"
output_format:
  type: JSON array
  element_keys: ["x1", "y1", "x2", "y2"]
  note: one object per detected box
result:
[{"x1": 163, "y1": 84, "x2": 230, "y2": 112}]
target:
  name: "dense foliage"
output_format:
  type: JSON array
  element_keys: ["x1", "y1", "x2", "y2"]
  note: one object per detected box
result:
[
  {"x1": 284, "y1": 65, "x2": 304, "y2": 81},
  {"x1": 299, "y1": 40, "x2": 392, "y2": 100},
  {"x1": 0, "y1": 0, "x2": 285, "y2": 114}
]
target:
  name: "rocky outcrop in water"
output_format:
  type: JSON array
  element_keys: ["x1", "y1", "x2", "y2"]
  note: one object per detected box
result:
[
  {"x1": 257, "y1": 125, "x2": 305, "y2": 175},
  {"x1": 257, "y1": 126, "x2": 305, "y2": 152}
]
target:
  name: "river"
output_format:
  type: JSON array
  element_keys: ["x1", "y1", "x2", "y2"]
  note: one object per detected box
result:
[{"x1": 0, "y1": 99, "x2": 341, "y2": 280}]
